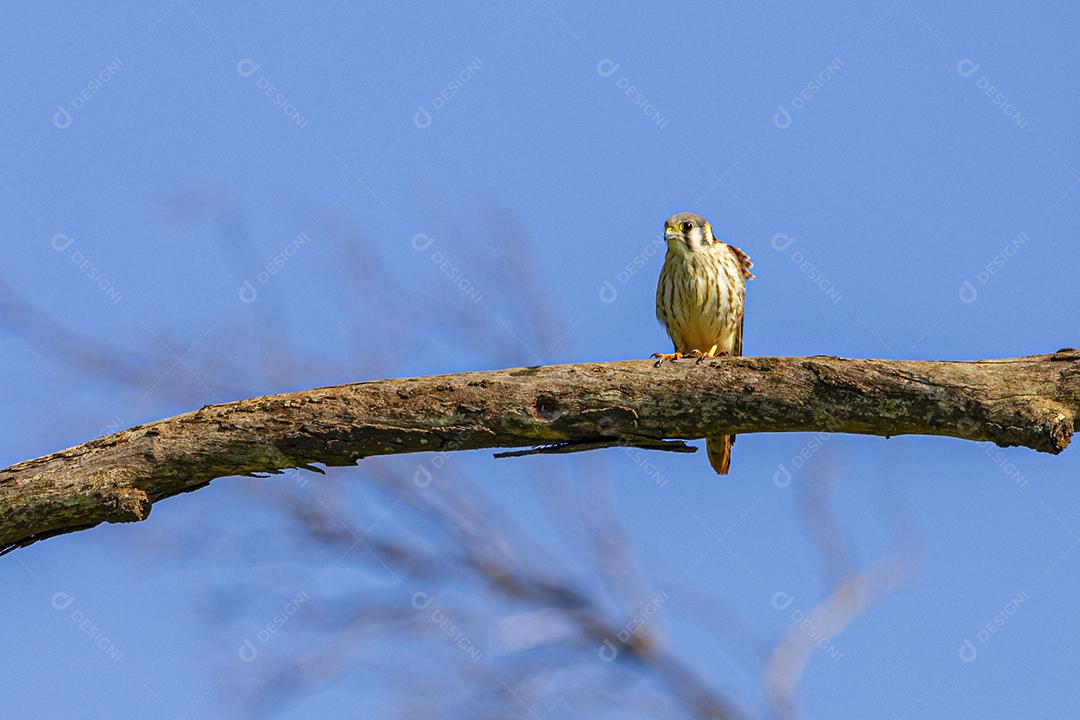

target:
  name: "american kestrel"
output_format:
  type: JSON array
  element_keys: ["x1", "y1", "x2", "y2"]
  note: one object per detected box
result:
[{"x1": 653, "y1": 212, "x2": 754, "y2": 475}]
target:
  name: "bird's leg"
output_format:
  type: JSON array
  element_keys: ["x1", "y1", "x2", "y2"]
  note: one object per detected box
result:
[
  {"x1": 651, "y1": 351, "x2": 685, "y2": 366},
  {"x1": 695, "y1": 344, "x2": 729, "y2": 364}
]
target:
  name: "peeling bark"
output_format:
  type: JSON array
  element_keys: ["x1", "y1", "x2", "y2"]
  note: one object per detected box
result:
[{"x1": 3, "y1": 350, "x2": 1078, "y2": 554}]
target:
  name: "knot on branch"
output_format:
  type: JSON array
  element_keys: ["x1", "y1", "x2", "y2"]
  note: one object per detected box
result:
[
  {"x1": 1047, "y1": 411, "x2": 1074, "y2": 454},
  {"x1": 585, "y1": 407, "x2": 640, "y2": 435},
  {"x1": 101, "y1": 485, "x2": 151, "y2": 523}
]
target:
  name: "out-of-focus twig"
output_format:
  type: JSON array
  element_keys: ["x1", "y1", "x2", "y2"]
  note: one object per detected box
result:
[{"x1": 762, "y1": 464, "x2": 921, "y2": 719}]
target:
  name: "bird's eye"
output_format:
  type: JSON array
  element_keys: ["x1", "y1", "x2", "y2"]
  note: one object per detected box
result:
[{"x1": 680, "y1": 221, "x2": 694, "y2": 233}]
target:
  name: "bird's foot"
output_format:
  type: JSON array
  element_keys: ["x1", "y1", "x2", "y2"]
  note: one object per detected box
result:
[
  {"x1": 694, "y1": 344, "x2": 729, "y2": 365},
  {"x1": 654, "y1": 347, "x2": 730, "y2": 366},
  {"x1": 651, "y1": 352, "x2": 684, "y2": 366}
]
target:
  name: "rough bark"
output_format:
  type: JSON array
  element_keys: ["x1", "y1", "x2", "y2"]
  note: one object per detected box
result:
[{"x1": 3, "y1": 350, "x2": 1079, "y2": 555}]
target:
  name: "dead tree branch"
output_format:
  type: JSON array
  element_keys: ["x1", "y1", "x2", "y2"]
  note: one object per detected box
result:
[{"x1": 2, "y1": 350, "x2": 1078, "y2": 554}]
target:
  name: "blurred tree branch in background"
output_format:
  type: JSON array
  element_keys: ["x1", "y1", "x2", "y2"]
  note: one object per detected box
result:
[
  {"x1": 2, "y1": 350, "x2": 1077, "y2": 555},
  {"x1": 0, "y1": 200, "x2": 1063, "y2": 719}
]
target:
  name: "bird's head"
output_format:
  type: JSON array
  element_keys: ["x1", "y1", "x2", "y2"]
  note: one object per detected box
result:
[{"x1": 664, "y1": 212, "x2": 714, "y2": 254}]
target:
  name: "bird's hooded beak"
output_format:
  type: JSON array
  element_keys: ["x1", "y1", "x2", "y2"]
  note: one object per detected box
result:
[{"x1": 664, "y1": 225, "x2": 678, "y2": 241}]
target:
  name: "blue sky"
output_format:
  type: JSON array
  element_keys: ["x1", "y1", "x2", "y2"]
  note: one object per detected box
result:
[{"x1": 1, "y1": 1, "x2": 1078, "y2": 718}]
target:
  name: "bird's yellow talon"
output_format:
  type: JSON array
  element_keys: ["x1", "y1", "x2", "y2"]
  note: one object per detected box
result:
[
  {"x1": 691, "y1": 345, "x2": 720, "y2": 364},
  {"x1": 651, "y1": 352, "x2": 683, "y2": 366}
]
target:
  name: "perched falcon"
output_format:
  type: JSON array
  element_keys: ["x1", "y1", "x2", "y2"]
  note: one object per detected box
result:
[{"x1": 653, "y1": 212, "x2": 754, "y2": 475}]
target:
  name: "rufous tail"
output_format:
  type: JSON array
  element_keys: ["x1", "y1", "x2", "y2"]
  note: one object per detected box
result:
[{"x1": 706, "y1": 435, "x2": 735, "y2": 475}]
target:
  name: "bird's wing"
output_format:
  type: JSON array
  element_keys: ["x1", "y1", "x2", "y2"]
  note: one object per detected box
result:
[
  {"x1": 734, "y1": 309, "x2": 743, "y2": 357},
  {"x1": 727, "y1": 243, "x2": 755, "y2": 280},
  {"x1": 725, "y1": 243, "x2": 750, "y2": 357}
]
